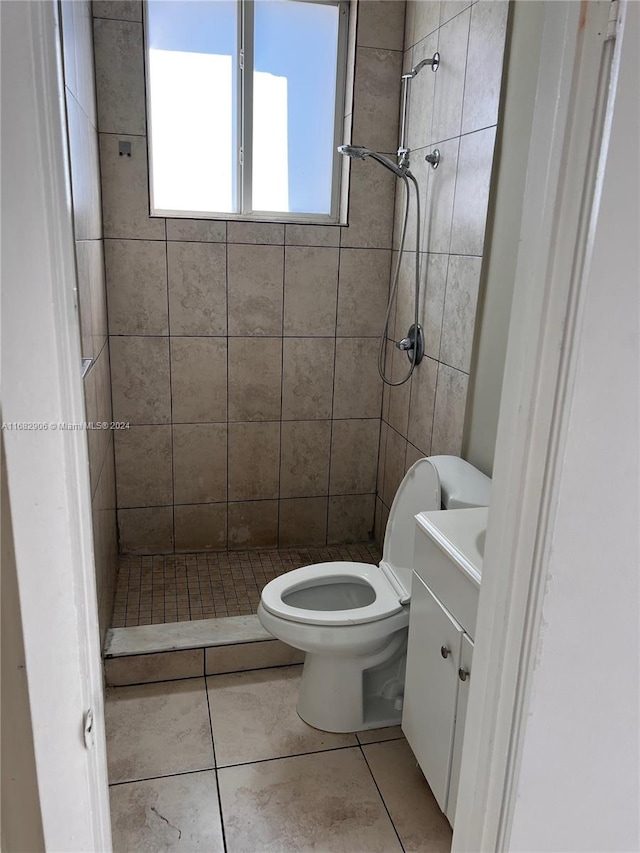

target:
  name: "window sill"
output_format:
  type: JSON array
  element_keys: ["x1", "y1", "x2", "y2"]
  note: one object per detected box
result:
[{"x1": 151, "y1": 210, "x2": 344, "y2": 227}]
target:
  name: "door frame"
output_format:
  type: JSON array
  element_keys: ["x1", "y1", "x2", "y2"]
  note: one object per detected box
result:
[{"x1": 453, "y1": 0, "x2": 626, "y2": 849}]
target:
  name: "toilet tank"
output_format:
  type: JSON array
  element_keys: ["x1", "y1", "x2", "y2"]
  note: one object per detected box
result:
[{"x1": 428, "y1": 456, "x2": 491, "y2": 509}]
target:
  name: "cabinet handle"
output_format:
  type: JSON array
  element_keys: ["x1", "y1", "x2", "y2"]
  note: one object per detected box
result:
[
  {"x1": 440, "y1": 645, "x2": 450, "y2": 659},
  {"x1": 458, "y1": 668, "x2": 470, "y2": 682}
]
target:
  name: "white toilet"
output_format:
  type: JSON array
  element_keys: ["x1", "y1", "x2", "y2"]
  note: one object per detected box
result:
[{"x1": 258, "y1": 455, "x2": 491, "y2": 733}]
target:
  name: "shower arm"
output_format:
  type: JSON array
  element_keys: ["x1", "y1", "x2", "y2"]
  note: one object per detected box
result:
[{"x1": 397, "y1": 52, "x2": 440, "y2": 170}]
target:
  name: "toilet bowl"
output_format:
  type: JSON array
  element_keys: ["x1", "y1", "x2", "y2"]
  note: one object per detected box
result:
[{"x1": 258, "y1": 455, "x2": 491, "y2": 733}]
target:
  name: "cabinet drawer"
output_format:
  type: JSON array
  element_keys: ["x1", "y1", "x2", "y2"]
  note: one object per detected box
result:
[{"x1": 413, "y1": 524, "x2": 479, "y2": 638}]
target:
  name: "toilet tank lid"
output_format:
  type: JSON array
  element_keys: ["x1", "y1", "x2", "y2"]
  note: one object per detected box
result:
[{"x1": 428, "y1": 456, "x2": 491, "y2": 509}]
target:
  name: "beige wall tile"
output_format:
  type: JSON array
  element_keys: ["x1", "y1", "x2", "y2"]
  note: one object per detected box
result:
[
  {"x1": 279, "y1": 497, "x2": 328, "y2": 547},
  {"x1": 93, "y1": 18, "x2": 145, "y2": 134},
  {"x1": 352, "y1": 48, "x2": 403, "y2": 154},
  {"x1": 337, "y1": 249, "x2": 391, "y2": 336},
  {"x1": 407, "y1": 354, "x2": 438, "y2": 453},
  {"x1": 420, "y1": 252, "x2": 447, "y2": 359},
  {"x1": 440, "y1": 0, "x2": 473, "y2": 28},
  {"x1": 461, "y1": 1, "x2": 509, "y2": 134},
  {"x1": 114, "y1": 424, "x2": 172, "y2": 508},
  {"x1": 228, "y1": 244, "x2": 284, "y2": 336},
  {"x1": 105, "y1": 239, "x2": 168, "y2": 335},
  {"x1": 283, "y1": 247, "x2": 339, "y2": 336},
  {"x1": 174, "y1": 503, "x2": 227, "y2": 552},
  {"x1": 382, "y1": 426, "x2": 407, "y2": 507},
  {"x1": 431, "y1": 362, "x2": 469, "y2": 455},
  {"x1": 406, "y1": 33, "x2": 439, "y2": 151},
  {"x1": 329, "y1": 419, "x2": 380, "y2": 494},
  {"x1": 171, "y1": 337, "x2": 227, "y2": 423},
  {"x1": 327, "y1": 494, "x2": 376, "y2": 544},
  {"x1": 66, "y1": 94, "x2": 102, "y2": 240},
  {"x1": 405, "y1": 441, "x2": 425, "y2": 473},
  {"x1": 357, "y1": 1, "x2": 406, "y2": 50},
  {"x1": 375, "y1": 497, "x2": 390, "y2": 548},
  {"x1": 386, "y1": 346, "x2": 413, "y2": 436},
  {"x1": 341, "y1": 156, "x2": 396, "y2": 249},
  {"x1": 167, "y1": 241, "x2": 227, "y2": 335},
  {"x1": 228, "y1": 422, "x2": 280, "y2": 501},
  {"x1": 109, "y1": 772, "x2": 224, "y2": 853},
  {"x1": 118, "y1": 506, "x2": 174, "y2": 554},
  {"x1": 166, "y1": 218, "x2": 226, "y2": 242},
  {"x1": 104, "y1": 649, "x2": 204, "y2": 686},
  {"x1": 394, "y1": 151, "x2": 429, "y2": 254},
  {"x1": 280, "y1": 421, "x2": 331, "y2": 498},
  {"x1": 228, "y1": 338, "x2": 282, "y2": 421},
  {"x1": 75, "y1": 241, "x2": 95, "y2": 359},
  {"x1": 450, "y1": 125, "x2": 497, "y2": 255},
  {"x1": 85, "y1": 240, "x2": 108, "y2": 353},
  {"x1": 413, "y1": 0, "x2": 442, "y2": 44},
  {"x1": 377, "y1": 420, "x2": 389, "y2": 494},
  {"x1": 110, "y1": 336, "x2": 171, "y2": 424},
  {"x1": 431, "y1": 8, "x2": 471, "y2": 143},
  {"x1": 363, "y1": 739, "x2": 452, "y2": 852},
  {"x1": 205, "y1": 640, "x2": 305, "y2": 676},
  {"x1": 173, "y1": 424, "x2": 227, "y2": 504},
  {"x1": 228, "y1": 500, "x2": 278, "y2": 549},
  {"x1": 282, "y1": 338, "x2": 335, "y2": 420},
  {"x1": 93, "y1": 0, "x2": 142, "y2": 21},
  {"x1": 285, "y1": 224, "x2": 340, "y2": 247},
  {"x1": 423, "y1": 136, "x2": 460, "y2": 254},
  {"x1": 391, "y1": 249, "x2": 418, "y2": 339},
  {"x1": 99, "y1": 134, "x2": 166, "y2": 239},
  {"x1": 227, "y1": 222, "x2": 284, "y2": 245},
  {"x1": 440, "y1": 254, "x2": 482, "y2": 372},
  {"x1": 333, "y1": 338, "x2": 383, "y2": 419}
]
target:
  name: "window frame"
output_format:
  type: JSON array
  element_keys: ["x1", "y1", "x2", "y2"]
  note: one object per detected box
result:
[{"x1": 144, "y1": 0, "x2": 349, "y2": 224}]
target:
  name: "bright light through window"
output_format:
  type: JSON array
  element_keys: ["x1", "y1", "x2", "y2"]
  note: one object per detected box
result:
[{"x1": 146, "y1": 0, "x2": 346, "y2": 220}]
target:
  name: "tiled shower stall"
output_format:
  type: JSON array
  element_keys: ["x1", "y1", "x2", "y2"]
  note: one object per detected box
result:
[{"x1": 61, "y1": 0, "x2": 508, "y2": 635}]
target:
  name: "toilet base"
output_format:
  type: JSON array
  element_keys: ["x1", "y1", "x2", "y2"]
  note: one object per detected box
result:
[{"x1": 296, "y1": 629, "x2": 408, "y2": 733}]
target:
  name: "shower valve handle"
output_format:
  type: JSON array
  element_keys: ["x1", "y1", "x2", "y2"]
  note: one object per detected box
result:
[{"x1": 397, "y1": 338, "x2": 414, "y2": 351}]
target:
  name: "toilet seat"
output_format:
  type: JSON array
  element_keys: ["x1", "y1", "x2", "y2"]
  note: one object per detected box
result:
[{"x1": 260, "y1": 561, "x2": 404, "y2": 627}]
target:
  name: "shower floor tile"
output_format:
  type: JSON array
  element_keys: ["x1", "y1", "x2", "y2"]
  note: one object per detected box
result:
[{"x1": 111, "y1": 542, "x2": 381, "y2": 628}]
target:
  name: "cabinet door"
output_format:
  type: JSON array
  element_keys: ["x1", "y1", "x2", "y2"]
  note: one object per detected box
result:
[
  {"x1": 446, "y1": 633, "x2": 474, "y2": 826},
  {"x1": 402, "y1": 572, "x2": 463, "y2": 812}
]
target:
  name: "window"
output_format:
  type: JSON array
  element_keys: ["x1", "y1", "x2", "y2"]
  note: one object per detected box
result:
[{"x1": 145, "y1": 0, "x2": 348, "y2": 222}]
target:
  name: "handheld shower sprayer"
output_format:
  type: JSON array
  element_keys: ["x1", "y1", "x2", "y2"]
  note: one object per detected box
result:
[{"x1": 337, "y1": 145, "x2": 410, "y2": 178}]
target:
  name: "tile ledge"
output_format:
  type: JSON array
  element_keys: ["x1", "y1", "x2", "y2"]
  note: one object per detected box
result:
[{"x1": 104, "y1": 614, "x2": 272, "y2": 658}]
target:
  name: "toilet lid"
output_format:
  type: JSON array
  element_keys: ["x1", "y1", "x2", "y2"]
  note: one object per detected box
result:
[
  {"x1": 382, "y1": 458, "x2": 441, "y2": 600},
  {"x1": 260, "y1": 562, "x2": 404, "y2": 626}
]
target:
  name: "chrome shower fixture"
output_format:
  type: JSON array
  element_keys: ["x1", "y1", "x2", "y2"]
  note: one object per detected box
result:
[
  {"x1": 398, "y1": 52, "x2": 440, "y2": 170},
  {"x1": 337, "y1": 145, "x2": 410, "y2": 178}
]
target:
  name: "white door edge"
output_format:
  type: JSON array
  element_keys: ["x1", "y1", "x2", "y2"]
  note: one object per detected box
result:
[{"x1": 452, "y1": 1, "x2": 624, "y2": 850}]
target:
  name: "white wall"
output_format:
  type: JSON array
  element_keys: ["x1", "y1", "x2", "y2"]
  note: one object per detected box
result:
[{"x1": 508, "y1": 3, "x2": 640, "y2": 849}]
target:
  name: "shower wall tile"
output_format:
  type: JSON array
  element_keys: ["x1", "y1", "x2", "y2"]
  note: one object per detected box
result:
[
  {"x1": 413, "y1": 0, "x2": 442, "y2": 44},
  {"x1": 283, "y1": 247, "x2": 339, "y2": 337},
  {"x1": 280, "y1": 421, "x2": 332, "y2": 499},
  {"x1": 66, "y1": 93, "x2": 102, "y2": 240},
  {"x1": 227, "y1": 222, "x2": 284, "y2": 245},
  {"x1": 93, "y1": 18, "x2": 145, "y2": 135},
  {"x1": 352, "y1": 48, "x2": 403, "y2": 154},
  {"x1": 440, "y1": 0, "x2": 474, "y2": 29},
  {"x1": 385, "y1": 347, "x2": 412, "y2": 436},
  {"x1": 329, "y1": 419, "x2": 380, "y2": 495},
  {"x1": 341, "y1": 156, "x2": 396, "y2": 249},
  {"x1": 228, "y1": 422, "x2": 280, "y2": 501},
  {"x1": 174, "y1": 503, "x2": 227, "y2": 553},
  {"x1": 110, "y1": 336, "x2": 171, "y2": 424},
  {"x1": 170, "y1": 337, "x2": 227, "y2": 424},
  {"x1": 407, "y1": 355, "x2": 439, "y2": 453},
  {"x1": 285, "y1": 224, "x2": 340, "y2": 248},
  {"x1": 173, "y1": 424, "x2": 227, "y2": 504},
  {"x1": 382, "y1": 427, "x2": 407, "y2": 508},
  {"x1": 440, "y1": 255, "x2": 482, "y2": 372},
  {"x1": 228, "y1": 338, "x2": 282, "y2": 422},
  {"x1": 327, "y1": 494, "x2": 376, "y2": 545},
  {"x1": 168, "y1": 242, "x2": 227, "y2": 336},
  {"x1": 99, "y1": 134, "x2": 166, "y2": 239},
  {"x1": 93, "y1": 1, "x2": 142, "y2": 22},
  {"x1": 118, "y1": 506, "x2": 174, "y2": 554},
  {"x1": 357, "y1": 1, "x2": 405, "y2": 51},
  {"x1": 431, "y1": 363, "x2": 469, "y2": 456},
  {"x1": 461, "y1": 1, "x2": 509, "y2": 135},
  {"x1": 228, "y1": 501, "x2": 278, "y2": 550},
  {"x1": 423, "y1": 136, "x2": 460, "y2": 254},
  {"x1": 227, "y1": 244, "x2": 284, "y2": 336},
  {"x1": 282, "y1": 338, "x2": 335, "y2": 420},
  {"x1": 105, "y1": 239, "x2": 168, "y2": 335},
  {"x1": 333, "y1": 338, "x2": 383, "y2": 419},
  {"x1": 166, "y1": 218, "x2": 226, "y2": 243},
  {"x1": 450, "y1": 126, "x2": 497, "y2": 255},
  {"x1": 431, "y1": 8, "x2": 471, "y2": 144},
  {"x1": 337, "y1": 249, "x2": 391, "y2": 337},
  {"x1": 114, "y1": 425, "x2": 172, "y2": 508},
  {"x1": 420, "y1": 252, "x2": 448, "y2": 359},
  {"x1": 406, "y1": 33, "x2": 439, "y2": 151},
  {"x1": 279, "y1": 498, "x2": 328, "y2": 548}
]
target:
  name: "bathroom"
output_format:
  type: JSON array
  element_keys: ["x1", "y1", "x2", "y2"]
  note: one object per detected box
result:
[{"x1": 3, "y1": 0, "x2": 638, "y2": 850}]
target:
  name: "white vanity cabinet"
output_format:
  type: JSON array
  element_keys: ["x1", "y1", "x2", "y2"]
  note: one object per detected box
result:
[{"x1": 401, "y1": 508, "x2": 486, "y2": 826}]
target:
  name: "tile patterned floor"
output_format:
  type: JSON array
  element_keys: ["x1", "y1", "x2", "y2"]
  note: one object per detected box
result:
[
  {"x1": 106, "y1": 664, "x2": 453, "y2": 852},
  {"x1": 112, "y1": 543, "x2": 381, "y2": 627}
]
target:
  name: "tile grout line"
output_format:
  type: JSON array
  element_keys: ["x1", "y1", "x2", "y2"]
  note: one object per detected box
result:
[
  {"x1": 358, "y1": 742, "x2": 407, "y2": 853},
  {"x1": 204, "y1": 676, "x2": 228, "y2": 853}
]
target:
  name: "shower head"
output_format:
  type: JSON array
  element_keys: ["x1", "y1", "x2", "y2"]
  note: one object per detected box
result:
[{"x1": 338, "y1": 144, "x2": 409, "y2": 178}]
